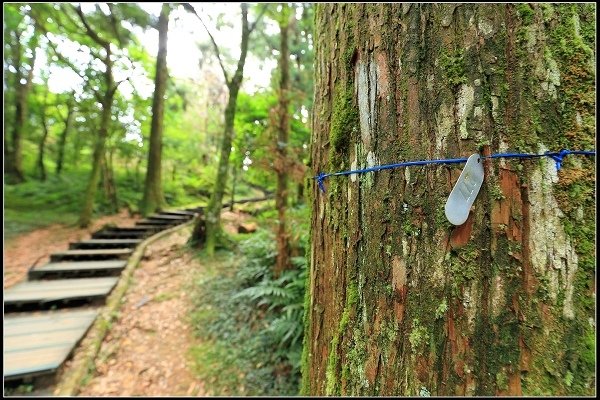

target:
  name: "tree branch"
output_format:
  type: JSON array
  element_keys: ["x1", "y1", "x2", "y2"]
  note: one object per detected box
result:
[
  {"x1": 249, "y1": 4, "x2": 269, "y2": 33},
  {"x1": 107, "y1": 3, "x2": 124, "y2": 49},
  {"x1": 42, "y1": 33, "x2": 103, "y2": 103},
  {"x1": 74, "y1": 4, "x2": 111, "y2": 50},
  {"x1": 180, "y1": 2, "x2": 230, "y2": 85}
]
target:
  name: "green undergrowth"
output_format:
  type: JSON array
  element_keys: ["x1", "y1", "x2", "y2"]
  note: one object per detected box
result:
[
  {"x1": 2, "y1": 164, "x2": 255, "y2": 240},
  {"x1": 4, "y1": 171, "x2": 86, "y2": 240},
  {"x1": 187, "y1": 205, "x2": 310, "y2": 396}
]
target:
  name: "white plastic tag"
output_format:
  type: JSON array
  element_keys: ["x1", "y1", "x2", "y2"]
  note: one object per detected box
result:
[{"x1": 445, "y1": 154, "x2": 484, "y2": 226}]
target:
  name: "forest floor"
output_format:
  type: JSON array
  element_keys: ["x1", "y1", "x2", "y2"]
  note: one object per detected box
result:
[
  {"x1": 4, "y1": 207, "x2": 251, "y2": 396},
  {"x1": 76, "y1": 225, "x2": 204, "y2": 396}
]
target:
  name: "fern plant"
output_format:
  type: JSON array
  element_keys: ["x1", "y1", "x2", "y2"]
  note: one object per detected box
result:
[{"x1": 234, "y1": 251, "x2": 307, "y2": 373}]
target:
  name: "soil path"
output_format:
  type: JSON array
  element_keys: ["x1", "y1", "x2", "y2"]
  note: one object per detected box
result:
[
  {"x1": 77, "y1": 225, "x2": 205, "y2": 396},
  {"x1": 3, "y1": 209, "x2": 140, "y2": 289}
]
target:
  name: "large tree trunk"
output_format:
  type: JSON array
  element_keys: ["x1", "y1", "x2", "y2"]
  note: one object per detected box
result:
[
  {"x1": 274, "y1": 4, "x2": 292, "y2": 277},
  {"x1": 302, "y1": 4, "x2": 595, "y2": 397},
  {"x1": 141, "y1": 3, "x2": 170, "y2": 216},
  {"x1": 198, "y1": 3, "x2": 251, "y2": 254},
  {"x1": 56, "y1": 97, "x2": 75, "y2": 175}
]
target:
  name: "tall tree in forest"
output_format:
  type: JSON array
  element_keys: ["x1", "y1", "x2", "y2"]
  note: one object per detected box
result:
[
  {"x1": 55, "y1": 93, "x2": 75, "y2": 175},
  {"x1": 31, "y1": 3, "x2": 150, "y2": 226},
  {"x1": 73, "y1": 4, "x2": 119, "y2": 227},
  {"x1": 4, "y1": 5, "x2": 38, "y2": 183},
  {"x1": 35, "y1": 88, "x2": 50, "y2": 181},
  {"x1": 302, "y1": 4, "x2": 595, "y2": 396},
  {"x1": 273, "y1": 4, "x2": 293, "y2": 276},
  {"x1": 140, "y1": 3, "x2": 170, "y2": 216},
  {"x1": 184, "y1": 3, "x2": 266, "y2": 254}
]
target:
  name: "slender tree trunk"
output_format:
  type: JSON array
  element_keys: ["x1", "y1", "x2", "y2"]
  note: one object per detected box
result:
[
  {"x1": 101, "y1": 147, "x2": 118, "y2": 213},
  {"x1": 36, "y1": 101, "x2": 49, "y2": 182},
  {"x1": 141, "y1": 3, "x2": 170, "y2": 216},
  {"x1": 72, "y1": 129, "x2": 82, "y2": 166},
  {"x1": 135, "y1": 155, "x2": 142, "y2": 190},
  {"x1": 4, "y1": 118, "x2": 12, "y2": 175},
  {"x1": 7, "y1": 39, "x2": 36, "y2": 183},
  {"x1": 198, "y1": 4, "x2": 252, "y2": 254},
  {"x1": 230, "y1": 165, "x2": 236, "y2": 212},
  {"x1": 79, "y1": 55, "x2": 115, "y2": 227},
  {"x1": 274, "y1": 5, "x2": 292, "y2": 277},
  {"x1": 56, "y1": 97, "x2": 74, "y2": 175},
  {"x1": 203, "y1": 89, "x2": 240, "y2": 251},
  {"x1": 302, "y1": 4, "x2": 595, "y2": 396}
]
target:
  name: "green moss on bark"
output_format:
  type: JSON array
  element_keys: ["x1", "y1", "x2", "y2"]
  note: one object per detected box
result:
[
  {"x1": 329, "y1": 85, "x2": 359, "y2": 170},
  {"x1": 325, "y1": 282, "x2": 358, "y2": 395}
]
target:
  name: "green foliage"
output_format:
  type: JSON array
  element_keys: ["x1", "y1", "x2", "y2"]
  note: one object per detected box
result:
[
  {"x1": 3, "y1": 171, "x2": 87, "y2": 240},
  {"x1": 189, "y1": 206, "x2": 310, "y2": 395}
]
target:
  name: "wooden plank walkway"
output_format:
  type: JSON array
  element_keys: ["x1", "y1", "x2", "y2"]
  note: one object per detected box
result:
[
  {"x1": 69, "y1": 239, "x2": 142, "y2": 249},
  {"x1": 50, "y1": 248, "x2": 132, "y2": 262},
  {"x1": 29, "y1": 260, "x2": 127, "y2": 280},
  {"x1": 4, "y1": 309, "x2": 99, "y2": 380},
  {"x1": 3, "y1": 205, "x2": 195, "y2": 386},
  {"x1": 4, "y1": 277, "x2": 119, "y2": 306}
]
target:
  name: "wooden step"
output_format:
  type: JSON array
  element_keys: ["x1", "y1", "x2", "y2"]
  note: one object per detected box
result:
[
  {"x1": 92, "y1": 225, "x2": 163, "y2": 239},
  {"x1": 134, "y1": 223, "x2": 170, "y2": 230},
  {"x1": 101, "y1": 226, "x2": 157, "y2": 232},
  {"x1": 69, "y1": 239, "x2": 142, "y2": 249},
  {"x1": 50, "y1": 248, "x2": 132, "y2": 262},
  {"x1": 136, "y1": 219, "x2": 177, "y2": 226},
  {"x1": 4, "y1": 309, "x2": 99, "y2": 380},
  {"x1": 92, "y1": 230, "x2": 153, "y2": 239},
  {"x1": 148, "y1": 214, "x2": 189, "y2": 220},
  {"x1": 158, "y1": 210, "x2": 197, "y2": 217},
  {"x1": 29, "y1": 260, "x2": 127, "y2": 280},
  {"x1": 4, "y1": 277, "x2": 119, "y2": 308}
]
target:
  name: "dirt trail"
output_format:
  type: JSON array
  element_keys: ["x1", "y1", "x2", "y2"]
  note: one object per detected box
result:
[
  {"x1": 76, "y1": 226, "x2": 205, "y2": 396},
  {"x1": 5, "y1": 208, "x2": 252, "y2": 396},
  {"x1": 3, "y1": 209, "x2": 140, "y2": 289}
]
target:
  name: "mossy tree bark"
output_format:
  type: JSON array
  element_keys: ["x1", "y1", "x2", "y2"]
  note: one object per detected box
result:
[
  {"x1": 302, "y1": 4, "x2": 595, "y2": 396},
  {"x1": 141, "y1": 3, "x2": 170, "y2": 216},
  {"x1": 274, "y1": 4, "x2": 293, "y2": 277}
]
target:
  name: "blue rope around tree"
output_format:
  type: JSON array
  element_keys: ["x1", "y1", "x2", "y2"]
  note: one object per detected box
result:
[{"x1": 314, "y1": 149, "x2": 596, "y2": 193}]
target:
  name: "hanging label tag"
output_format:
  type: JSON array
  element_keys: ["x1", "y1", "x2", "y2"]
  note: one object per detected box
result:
[{"x1": 445, "y1": 154, "x2": 484, "y2": 226}]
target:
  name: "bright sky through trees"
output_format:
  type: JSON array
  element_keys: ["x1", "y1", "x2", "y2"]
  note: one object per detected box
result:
[{"x1": 40, "y1": 3, "x2": 277, "y2": 96}]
